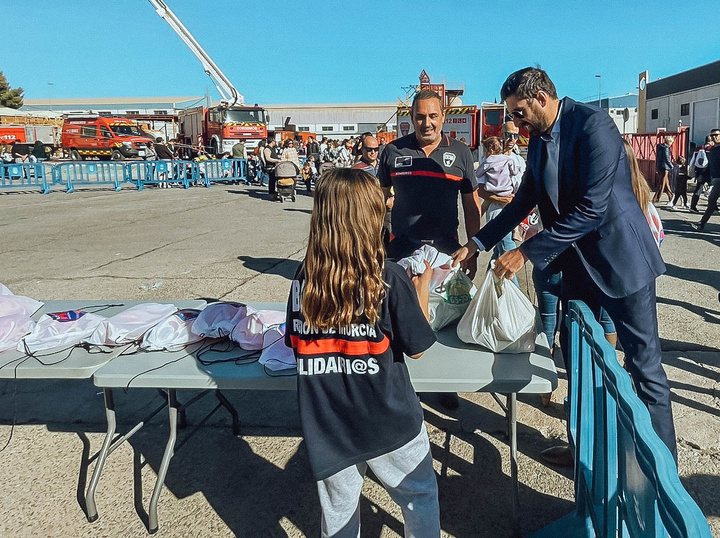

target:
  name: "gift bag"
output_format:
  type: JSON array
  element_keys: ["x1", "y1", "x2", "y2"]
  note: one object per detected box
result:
[
  {"x1": 428, "y1": 268, "x2": 477, "y2": 331},
  {"x1": 456, "y1": 267, "x2": 536, "y2": 353}
]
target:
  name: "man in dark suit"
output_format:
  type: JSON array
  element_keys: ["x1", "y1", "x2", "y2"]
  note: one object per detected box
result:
[{"x1": 452, "y1": 67, "x2": 677, "y2": 463}]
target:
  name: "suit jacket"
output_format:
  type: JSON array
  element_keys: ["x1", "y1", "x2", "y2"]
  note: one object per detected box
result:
[{"x1": 474, "y1": 97, "x2": 665, "y2": 299}]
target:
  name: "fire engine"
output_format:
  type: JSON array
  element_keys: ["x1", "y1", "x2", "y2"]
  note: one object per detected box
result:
[
  {"x1": 148, "y1": 0, "x2": 268, "y2": 155},
  {"x1": 0, "y1": 110, "x2": 61, "y2": 147},
  {"x1": 61, "y1": 115, "x2": 153, "y2": 160}
]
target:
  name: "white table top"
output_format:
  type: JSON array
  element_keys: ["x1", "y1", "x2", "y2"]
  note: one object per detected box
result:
[
  {"x1": 93, "y1": 302, "x2": 558, "y2": 395},
  {"x1": 0, "y1": 300, "x2": 206, "y2": 380}
]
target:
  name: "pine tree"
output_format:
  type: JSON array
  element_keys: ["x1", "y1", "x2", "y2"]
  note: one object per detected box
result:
[{"x1": 0, "y1": 72, "x2": 24, "y2": 109}]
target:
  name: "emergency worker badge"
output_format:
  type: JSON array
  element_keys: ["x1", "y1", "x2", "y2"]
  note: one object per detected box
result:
[{"x1": 443, "y1": 152, "x2": 456, "y2": 167}]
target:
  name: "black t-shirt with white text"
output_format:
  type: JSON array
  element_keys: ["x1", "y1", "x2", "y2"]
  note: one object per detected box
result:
[
  {"x1": 285, "y1": 261, "x2": 436, "y2": 480},
  {"x1": 377, "y1": 133, "x2": 476, "y2": 257}
]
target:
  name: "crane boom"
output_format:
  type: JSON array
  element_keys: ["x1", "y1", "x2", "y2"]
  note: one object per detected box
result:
[{"x1": 148, "y1": 0, "x2": 243, "y2": 106}]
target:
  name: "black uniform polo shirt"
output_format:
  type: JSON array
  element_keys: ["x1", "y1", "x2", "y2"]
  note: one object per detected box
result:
[{"x1": 378, "y1": 133, "x2": 476, "y2": 257}]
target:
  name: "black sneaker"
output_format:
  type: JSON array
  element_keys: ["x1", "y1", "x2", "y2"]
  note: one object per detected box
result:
[
  {"x1": 691, "y1": 223, "x2": 704, "y2": 231},
  {"x1": 689, "y1": 207, "x2": 700, "y2": 214}
]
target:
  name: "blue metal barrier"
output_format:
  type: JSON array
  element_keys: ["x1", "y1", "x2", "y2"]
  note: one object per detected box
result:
[
  {"x1": 0, "y1": 162, "x2": 50, "y2": 194},
  {"x1": 198, "y1": 158, "x2": 247, "y2": 186},
  {"x1": 125, "y1": 160, "x2": 192, "y2": 190},
  {"x1": 52, "y1": 162, "x2": 126, "y2": 193},
  {"x1": 531, "y1": 301, "x2": 710, "y2": 538}
]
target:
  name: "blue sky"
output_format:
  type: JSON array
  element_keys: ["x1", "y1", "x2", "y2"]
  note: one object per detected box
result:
[{"x1": 3, "y1": 1, "x2": 718, "y2": 106}]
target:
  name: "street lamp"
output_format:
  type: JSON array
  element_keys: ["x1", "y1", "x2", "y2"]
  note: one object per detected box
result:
[
  {"x1": 595, "y1": 75, "x2": 602, "y2": 109},
  {"x1": 47, "y1": 82, "x2": 54, "y2": 111}
]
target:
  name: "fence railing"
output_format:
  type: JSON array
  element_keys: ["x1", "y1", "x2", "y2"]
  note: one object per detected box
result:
[
  {"x1": 52, "y1": 162, "x2": 126, "y2": 193},
  {"x1": 0, "y1": 162, "x2": 50, "y2": 194},
  {"x1": 0, "y1": 159, "x2": 250, "y2": 194},
  {"x1": 531, "y1": 301, "x2": 710, "y2": 537}
]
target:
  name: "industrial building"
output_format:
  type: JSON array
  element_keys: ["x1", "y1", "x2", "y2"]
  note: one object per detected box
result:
[{"x1": 639, "y1": 60, "x2": 720, "y2": 146}]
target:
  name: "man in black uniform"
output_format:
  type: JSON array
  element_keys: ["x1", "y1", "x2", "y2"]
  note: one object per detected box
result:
[
  {"x1": 378, "y1": 90, "x2": 481, "y2": 411},
  {"x1": 378, "y1": 90, "x2": 481, "y2": 275}
]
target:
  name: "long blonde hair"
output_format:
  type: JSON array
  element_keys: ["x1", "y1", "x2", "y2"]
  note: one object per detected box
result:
[
  {"x1": 302, "y1": 168, "x2": 386, "y2": 330},
  {"x1": 624, "y1": 139, "x2": 651, "y2": 214}
]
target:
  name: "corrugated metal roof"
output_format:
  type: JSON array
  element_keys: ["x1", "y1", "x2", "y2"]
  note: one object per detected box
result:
[{"x1": 646, "y1": 60, "x2": 720, "y2": 99}]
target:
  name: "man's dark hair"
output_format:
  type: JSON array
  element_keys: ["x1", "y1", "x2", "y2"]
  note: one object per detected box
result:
[
  {"x1": 411, "y1": 90, "x2": 443, "y2": 115},
  {"x1": 500, "y1": 67, "x2": 558, "y2": 102}
]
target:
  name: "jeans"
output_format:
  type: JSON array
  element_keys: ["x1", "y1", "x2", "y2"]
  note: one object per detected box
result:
[
  {"x1": 699, "y1": 177, "x2": 720, "y2": 227},
  {"x1": 690, "y1": 168, "x2": 711, "y2": 210},
  {"x1": 533, "y1": 265, "x2": 616, "y2": 347}
]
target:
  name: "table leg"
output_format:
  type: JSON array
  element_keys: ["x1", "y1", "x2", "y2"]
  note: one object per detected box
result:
[
  {"x1": 215, "y1": 389, "x2": 240, "y2": 436},
  {"x1": 85, "y1": 388, "x2": 116, "y2": 522},
  {"x1": 507, "y1": 392, "x2": 520, "y2": 537},
  {"x1": 148, "y1": 389, "x2": 178, "y2": 534}
]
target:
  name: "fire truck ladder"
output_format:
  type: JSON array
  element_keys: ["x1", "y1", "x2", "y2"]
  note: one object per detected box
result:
[{"x1": 148, "y1": 0, "x2": 243, "y2": 106}]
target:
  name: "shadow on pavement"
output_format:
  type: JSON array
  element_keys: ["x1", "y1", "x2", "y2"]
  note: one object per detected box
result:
[{"x1": 237, "y1": 256, "x2": 301, "y2": 280}]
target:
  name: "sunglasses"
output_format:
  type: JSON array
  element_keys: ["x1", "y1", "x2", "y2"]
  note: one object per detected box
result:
[
  {"x1": 364, "y1": 146, "x2": 379, "y2": 152},
  {"x1": 504, "y1": 133, "x2": 519, "y2": 139}
]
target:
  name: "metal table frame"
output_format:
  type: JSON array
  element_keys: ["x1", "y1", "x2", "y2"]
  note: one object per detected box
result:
[{"x1": 88, "y1": 302, "x2": 557, "y2": 535}]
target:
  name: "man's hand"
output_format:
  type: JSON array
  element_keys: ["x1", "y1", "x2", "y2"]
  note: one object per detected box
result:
[
  {"x1": 494, "y1": 248, "x2": 528, "y2": 280},
  {"x1": 451, "y1": 240, "x2": 479, "y2": 271}
]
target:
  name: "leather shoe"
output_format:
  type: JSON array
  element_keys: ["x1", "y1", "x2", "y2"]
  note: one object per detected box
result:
[{"x1": 540, "y1": 445, "x2": 574, "y2": 467}]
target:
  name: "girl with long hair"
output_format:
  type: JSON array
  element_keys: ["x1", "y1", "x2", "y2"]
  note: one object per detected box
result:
[
  {"x1": 625, "y1": 140, "x2": 664, "y2": 247},
  {"x1": 286, "y1": 168, "x2": 440, "y2": 537}
]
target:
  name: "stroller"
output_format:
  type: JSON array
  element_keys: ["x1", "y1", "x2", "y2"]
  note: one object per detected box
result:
[{"x1": 274, "y1": 160, "x2": 299, "y2": 202}]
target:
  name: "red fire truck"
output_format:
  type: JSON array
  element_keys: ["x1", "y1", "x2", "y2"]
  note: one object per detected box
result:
[{"x1": 178, "y1": 105, "x2": 268, "y2": 156}]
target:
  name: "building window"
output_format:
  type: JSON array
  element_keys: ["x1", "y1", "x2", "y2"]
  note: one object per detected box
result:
[
  {"x1": 298, "y1": 126, "x2": 310, "y2": 132},
  {"x1": 680, "y1": 104, "x2": 690, "y2": 116},
  {"x1": 153, "y1": 110, "x2": 169, "y2": 115},
  {"x1": 98, "y1": 111, "x2": 112, "y2": 116},
  {"x1": 321, "y1": 126, "x2": 333, "y2": 132},
  {"x1": 343, "y1": 125, "x2": 354, "y2": 131},
  {"x1": 651, "y1": 109, "x2": 658, "y2": 120},
  {"x1": 126, "y1": 110, "x2": 139, "y2": 115}
]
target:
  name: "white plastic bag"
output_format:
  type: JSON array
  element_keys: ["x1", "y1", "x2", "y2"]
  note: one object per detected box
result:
[
  {"x1": 0, "y1": 287, "x2": 43, "y2": 318},
  {"x1": 258, "y1": 323, "x2": 296, "y2": 371},
  {"x1": 20, "y1": 310, "x2": 106, "y2": 353},
  {"x1": 141, "y1": 309, "x2": 204, "y2": 352},
  {"x1": 457, "y1": 267, "x2": 536, "y2": 353},
  {"x1": 231, "y1": 308, "x2": 286, "y2": 350},
  {"x1": 0, "y1": 314, "x2": 35, "y2": 353},
  {"x1": 428, "y1": 268, "x2": 477, "y2": 331},
  {"x1": 397, "y1": 245, "x2": 454, "y2": 289},
  {"x1": 191, "y1": 302, "x2": 248, "y2": 339},
  {"x1": 86, "y1": 303, "x2": 178, "y2": 346}
]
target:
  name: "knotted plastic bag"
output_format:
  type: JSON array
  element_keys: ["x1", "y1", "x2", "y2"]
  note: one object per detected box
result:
[
  {"x1": 86, "y1": 303, "x2": 178, "y2": 346},
  {"x1": 191, "y1": 302, "x2": 248, "y2": 339},
  {"x1": 231, "y1": 308, "x2": 286, "y2": 350},
  {"x1": 141, "y1": 309, "x2": 204, "y2": 352},
  {"x1": 0, "y1": 314, "x2": 35, "y2": 353},
  {"x1": 456, "y1": 266, "x2": 536, "y2": 353},
  {"x1": 20, "y1": 310, "x2": 106, "y2": 353},
  {"x1": 258, "y1": 323, "x2": 296, "y2": 371}
]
